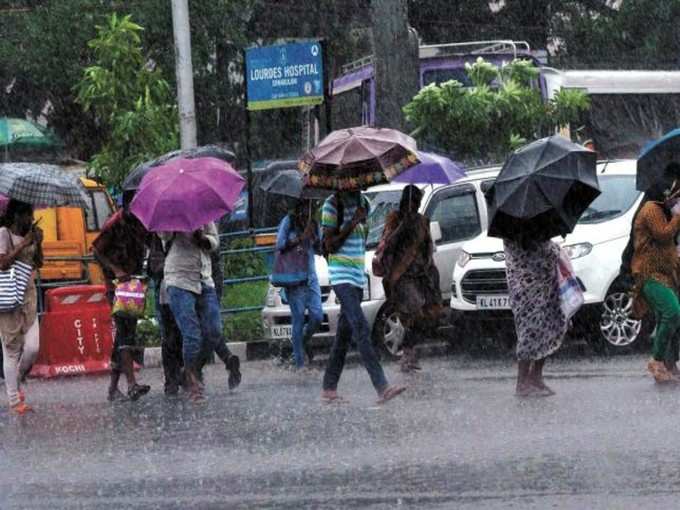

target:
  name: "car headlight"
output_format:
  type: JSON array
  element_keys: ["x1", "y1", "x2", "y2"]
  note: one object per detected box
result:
[
  {"x1": 265, "y1": 285, "x2": 278, "y2": 307},
  {"x1": 563, "y1": 242, "x2": 593, "y2": 260},
  {"x1": 457, "y1": 251, "x2": 471, "y2": 268}
]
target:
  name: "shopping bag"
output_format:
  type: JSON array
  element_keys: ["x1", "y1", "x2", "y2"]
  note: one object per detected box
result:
[
  {"x1": 0, "y1": 260, "x2": 33, "y2": 312},
  {"x1": 557, "y1": 249, "x2": 584, "y2": 319},
  {"x1": 112, "y1": 278, "x2": 148, "y2": 318}
]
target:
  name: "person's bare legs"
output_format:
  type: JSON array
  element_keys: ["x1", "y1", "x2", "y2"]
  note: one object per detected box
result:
[
  {"x1": 530, "y1": 358, "x2": 555, "y2": 396},
  {"x1": 515, "y1": 360, "x2": 533, "y2": 396}
]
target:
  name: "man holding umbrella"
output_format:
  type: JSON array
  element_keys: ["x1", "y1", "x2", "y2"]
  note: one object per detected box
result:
[{"x1": 299, "y1": 127, "x2": 415, "y2": 404}]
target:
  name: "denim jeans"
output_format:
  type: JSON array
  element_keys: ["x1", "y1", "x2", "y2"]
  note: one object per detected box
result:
[
  {"x1": 287, "y1": 276, "x2": 323, "y2": 368},
  {"x1": 322, "y1": 283, "x2": 388, "y2": 393},
  {"x1": 167, "y1": 283, "x2": 230, "y2": 368}
]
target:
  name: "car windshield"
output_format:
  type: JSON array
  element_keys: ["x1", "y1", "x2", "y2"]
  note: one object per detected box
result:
[
  {"x1": 578, "y1": 175, "x2": 640, "y2": 224},
  {"x1": 364, "y1": 190, "x2": 403, "y2": 250}
]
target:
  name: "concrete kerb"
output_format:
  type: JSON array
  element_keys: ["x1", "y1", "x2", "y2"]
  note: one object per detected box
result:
[{"x1": 144, "y1": 339, "x2": 452, "y2": 369}]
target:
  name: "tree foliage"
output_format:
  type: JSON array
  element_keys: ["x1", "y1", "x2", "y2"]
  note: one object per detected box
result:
[
  {"x1": 403, "y1": 58, "x2": 590, "y2": 163},
  {"x1": 75, "y1": 14, "x2": 178, "y2": 188}
]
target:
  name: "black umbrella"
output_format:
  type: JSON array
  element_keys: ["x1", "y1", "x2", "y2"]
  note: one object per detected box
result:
[
  {"x1": 260, "y1": 169, "x2": 330, "y2": 200},
  {"x1": 486, "y1": 135, "x2": 600, "y2": 241},
  {"x1": 122, "y1": 145, "x2": 236, "y2": 191}
]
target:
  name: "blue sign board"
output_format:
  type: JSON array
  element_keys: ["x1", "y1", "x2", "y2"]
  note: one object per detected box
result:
[{"x1": 245, "y1": 41, "x2": 324, "y2": 111}]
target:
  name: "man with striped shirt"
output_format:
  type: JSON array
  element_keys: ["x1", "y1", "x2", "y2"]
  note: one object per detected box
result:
[{"x1": 320, "y1": 191, "x2": 406, "y2": 404}]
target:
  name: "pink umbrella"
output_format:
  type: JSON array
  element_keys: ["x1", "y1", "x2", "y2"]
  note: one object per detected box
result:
[{"x1": 130, "y1": 157, "x2": 245, "y2": 232}]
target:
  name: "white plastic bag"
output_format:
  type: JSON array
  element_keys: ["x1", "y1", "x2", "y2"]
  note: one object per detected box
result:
[{"x1": 557, "y1": 249, "x2": 584, "y2": 319}]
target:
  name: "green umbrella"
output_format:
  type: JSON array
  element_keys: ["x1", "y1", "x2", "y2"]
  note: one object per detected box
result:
[{"x1": 0, "y1": 117, "x2": 62, "y2": 150}]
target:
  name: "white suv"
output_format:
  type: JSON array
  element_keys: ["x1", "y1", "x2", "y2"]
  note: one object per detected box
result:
[
  {"x1": 261, "y1": 166, "x2": 501, "y2": 357},
  {"x1": 450, "y1": 159, "x2": 650, "y2": 350}
]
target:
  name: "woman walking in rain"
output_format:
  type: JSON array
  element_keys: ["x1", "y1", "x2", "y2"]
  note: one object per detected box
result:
[
  {"x1": 630, "y1": 174, "x2": 680, "y2": 383},
  {"x1": 377, "y1": 185, "x2": 442, "y2": 372},
  {"x1": 93, "y1": 191, "x2": 151, "y2": 402},
  {"x1": 275, "y1": 199, "x2": 323, "y2": 370},
  {"x1": 505, "y1": 230, "x2": 567, "y2": 397},
  {"x1": 0, "y1": 200, "x2": 43, "y2": 414}
]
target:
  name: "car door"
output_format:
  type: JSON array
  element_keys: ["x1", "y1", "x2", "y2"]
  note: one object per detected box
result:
[{"x1": 425, "y1": 184, "x2": 483, "y2": 300}]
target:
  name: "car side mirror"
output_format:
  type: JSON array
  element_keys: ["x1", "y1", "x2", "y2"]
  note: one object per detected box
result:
[{"x1": 430, "y1": 221, "x2": 443, "y2": 243}]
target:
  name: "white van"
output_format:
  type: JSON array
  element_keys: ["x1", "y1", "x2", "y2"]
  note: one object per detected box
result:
[
  {"x1": 261, "y1": 166, "x2": 501, "y2": 357},
  {"x1": 450, "y1": 159, "x2": 650, "y2": 350}
]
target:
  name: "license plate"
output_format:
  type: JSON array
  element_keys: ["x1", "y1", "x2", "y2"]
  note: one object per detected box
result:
[
  {"x1": 271, "y1": 325, "x2": 293, "y2": 339},
  {"x1": 476, "y1": 295, "x2": 510, "y2": 309}
]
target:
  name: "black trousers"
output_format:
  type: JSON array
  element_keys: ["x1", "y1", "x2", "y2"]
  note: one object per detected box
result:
[{"x1": 158, "y1": 297, "x2": 184, "y2": 390}]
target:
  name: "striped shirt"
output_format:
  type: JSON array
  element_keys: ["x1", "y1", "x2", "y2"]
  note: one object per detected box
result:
[{"x1": 321, "y1": 195, "x2": 368, "y2": 289}]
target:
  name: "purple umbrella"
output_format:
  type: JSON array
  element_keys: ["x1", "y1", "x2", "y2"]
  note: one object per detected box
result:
[
  {"x1": 130, "y1": 157, "x2": 245, "y2": 232},
  {"x1": 392, "y1": 151, "x2": 465, "y2": 185}
]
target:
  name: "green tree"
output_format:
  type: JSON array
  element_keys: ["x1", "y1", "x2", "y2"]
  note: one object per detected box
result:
[
  {"x1": 403, "y1": 58, "x2": 590, "y2": 163},
  {"x1": 75, "y1": 13, "x2": 178, "y2": 188}
]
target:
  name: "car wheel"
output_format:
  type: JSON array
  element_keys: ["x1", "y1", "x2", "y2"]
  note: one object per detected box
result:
[
  {"x1": 372, "y1": 306, "x2": 405, "y2": 360},
  {"x1": 597, "y1": 290, "x2": 650, "y2": 351}
]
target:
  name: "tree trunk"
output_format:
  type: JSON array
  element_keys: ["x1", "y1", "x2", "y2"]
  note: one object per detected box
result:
[{"x1": 371, "y1": 0, "x2": 419, "y2": 131}]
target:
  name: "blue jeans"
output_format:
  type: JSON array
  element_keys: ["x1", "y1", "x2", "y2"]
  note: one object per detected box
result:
[
  {"x1": 287, "y1": 277, "x2": 323, "y2": 368},
  {"x1": 322, "y1": 284, "x2": 388, "y2": 393},
  {"x1": 167, "y1": 283, "x2": 229, "y2": 368}
]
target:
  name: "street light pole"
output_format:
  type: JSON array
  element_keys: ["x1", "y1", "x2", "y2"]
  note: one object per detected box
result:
[{"x1": 171, "y1": 0, "x2": 197, "y2": 149}]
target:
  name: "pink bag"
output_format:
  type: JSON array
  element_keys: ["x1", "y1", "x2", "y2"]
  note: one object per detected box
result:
[{"x1": 112, "y1": 278, "x2": 148, "y2": 318}]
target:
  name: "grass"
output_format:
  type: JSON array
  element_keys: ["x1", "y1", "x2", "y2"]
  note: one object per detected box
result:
[
  {"x1": 137, "y1": 280, "x2": 269, "y2": 347},
  {"x1": 221, "y1": 280, "x2": 268, "y2": 343}
]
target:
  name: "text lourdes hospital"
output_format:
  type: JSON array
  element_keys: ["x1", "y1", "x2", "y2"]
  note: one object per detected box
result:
[{"x1": 250, "y1": 63, "x2": 320, "y2": 87}]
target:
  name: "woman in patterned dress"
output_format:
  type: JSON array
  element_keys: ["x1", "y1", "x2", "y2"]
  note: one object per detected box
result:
[{"x1": 504, "y1": 233, "x2": 567, "y2": 397}]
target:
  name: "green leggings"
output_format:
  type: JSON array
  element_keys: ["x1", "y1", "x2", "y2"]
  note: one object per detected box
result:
[{"x1": 642, "y1": 279, "x2": 680, "y2": 362}]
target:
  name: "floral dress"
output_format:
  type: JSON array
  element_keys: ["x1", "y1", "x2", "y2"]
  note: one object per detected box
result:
[{"x1": 504, "y1": 238, "x2": 567, "y2": 361}]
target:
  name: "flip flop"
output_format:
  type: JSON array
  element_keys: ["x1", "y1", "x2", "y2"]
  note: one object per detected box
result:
[{"x1": 377, "y1": 385, "x2": 406, "y2": 404}]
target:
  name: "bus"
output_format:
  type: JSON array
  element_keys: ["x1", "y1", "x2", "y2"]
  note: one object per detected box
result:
[
  {"x1": 331, "y1": 40, "x2": 548, "y2": 128},
  {"x1": 331, "y1": 39, "x2": 680, "y2": 158}
]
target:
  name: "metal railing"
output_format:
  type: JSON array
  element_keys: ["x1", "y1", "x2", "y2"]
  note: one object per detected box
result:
[
  {"x1": 218, "y1": 227, "x2": 277, "y2": 316},
  {"x1": 31, "y1": 228, "x2": 278, "y2": 317}
]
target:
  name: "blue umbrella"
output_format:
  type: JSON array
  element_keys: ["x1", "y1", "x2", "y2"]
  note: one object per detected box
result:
[
  {"x1": 637, "y1": 128, "x2": 680, "y2": 191},
  {"x1": 392, "y1": 151, "x2": 465, "y2": 184}
]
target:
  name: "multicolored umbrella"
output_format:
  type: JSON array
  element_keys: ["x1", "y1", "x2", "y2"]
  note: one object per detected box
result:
[
  {"x1": 130, "y1": 157, "x2": 245, "y2": 232},
  {"x1": 122, "y1": 145, "x2": 236, "y2": 191},
  {"x1": 392, "y1": 151, "x2": 465, "y2": 185},
  {"x1": 0, "y1": 118, "x2": 62, "y2": 150},
  {"x1": 298, "y1": 127, "x2": 419, "y2": 190},
  {"x1": 0, "y1": 163, "x2": 89, "y2": 208}
]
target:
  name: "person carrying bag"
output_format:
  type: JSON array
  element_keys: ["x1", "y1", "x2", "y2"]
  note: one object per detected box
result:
[
  {"x1": 273, "y1": 199, "x2": 323, "y2": 369},
  {"x1": 0, "y1": 199, "x2": 44, "y2": 415}
]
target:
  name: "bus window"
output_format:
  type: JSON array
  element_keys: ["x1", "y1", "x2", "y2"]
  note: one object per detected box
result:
[{"x1": 422, "y1": 68, "x2": 473, "y2": 88}]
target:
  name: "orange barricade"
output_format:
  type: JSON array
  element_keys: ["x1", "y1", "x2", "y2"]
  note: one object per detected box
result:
[{"x1": 30, "y1": 285, "x2": 114, "y2": 378}]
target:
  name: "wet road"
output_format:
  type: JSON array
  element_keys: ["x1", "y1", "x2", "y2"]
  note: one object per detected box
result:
[{"x1": 2, "y1": 354, "x2": 680, "y2": 509}]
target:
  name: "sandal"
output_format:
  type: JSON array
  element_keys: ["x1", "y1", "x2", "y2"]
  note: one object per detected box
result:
[
  {"x1": 321, "y1": 390, "x2": 348, "y2": 404},
  {"x1": 10, "y1": 402, "x2": 33, "y2": 415},
  {"x1": 377, "y1": 385, "x2": 407, "y2": 404},
  {"x1": 127, "y1": 384, "x2": 151, "y2": 401},
  {"x1": 648, "y1": 359, "x2": 675, "y2": 384}
]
